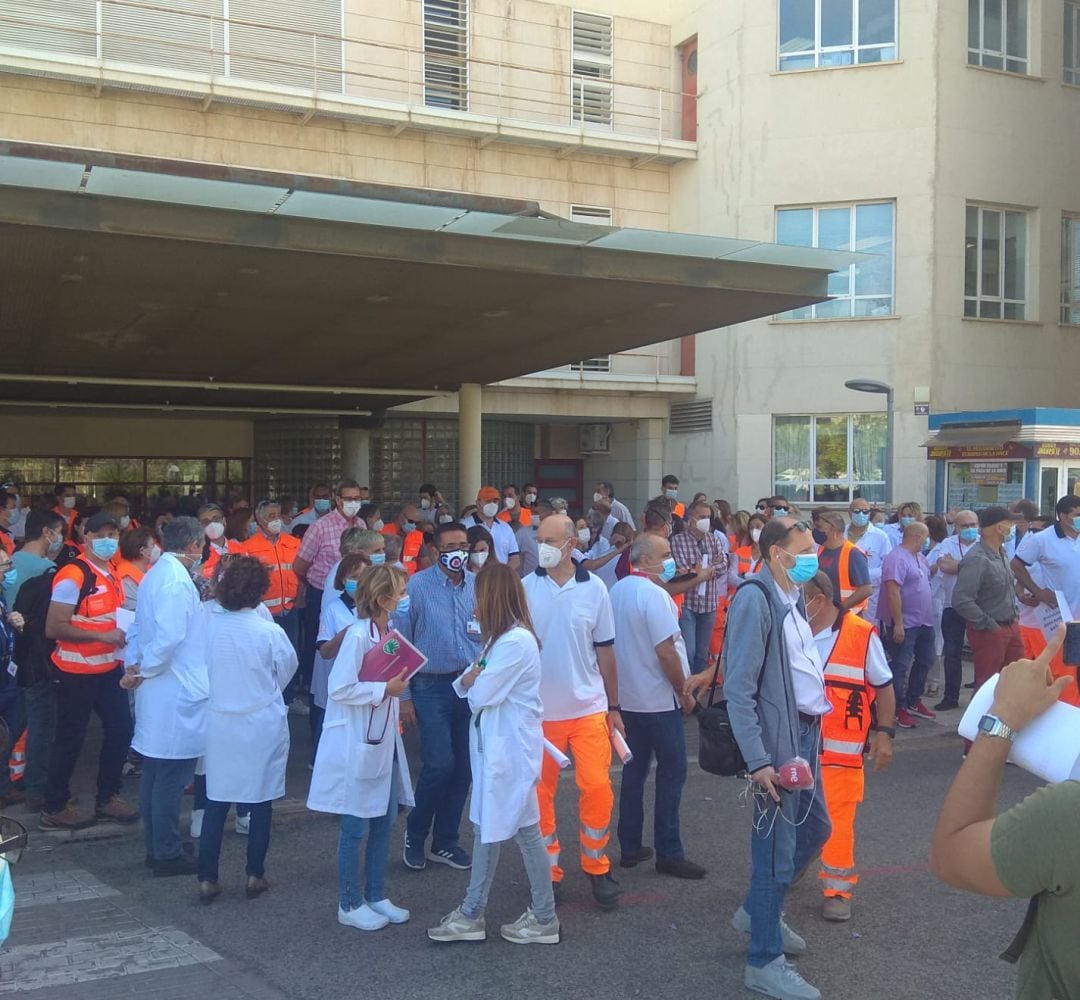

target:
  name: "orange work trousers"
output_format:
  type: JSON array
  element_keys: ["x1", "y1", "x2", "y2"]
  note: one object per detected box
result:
[
  {"x1": 538, "y1": 712, "x2": 614, "y2": 881},
  {"x1": 1021, "y1": 625, "x2": 1080, "y2": 708},
  {"x1": 818, "y1": 765, "x2": 864, "y2": 900}
]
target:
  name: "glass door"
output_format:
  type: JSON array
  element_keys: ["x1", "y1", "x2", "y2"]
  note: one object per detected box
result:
[{"x1": 1040, "y1": 465, "x2": 1060, "y2": 516}]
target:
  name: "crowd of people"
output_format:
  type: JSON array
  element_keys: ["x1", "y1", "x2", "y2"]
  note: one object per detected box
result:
[{"x1": 0, "y1": 476, "x2": 1076, "y2": 999}]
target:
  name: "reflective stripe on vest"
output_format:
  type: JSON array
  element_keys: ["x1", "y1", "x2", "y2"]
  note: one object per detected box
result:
[
  {"x1": 836, "y1": 541, "x2": 868, "y2": 613},
  {"x1": 243, "y1": 534, "x2": 300, "y2": 612},
  {"x1": 51, "y1": 558, "x2": 123, "y2": 675},
  {"x1": 402, "y1": 532, "x2": 424, "y2": 576},
  {"x1": 819, "y1": 613, "x2": 876, "y2": 768}
]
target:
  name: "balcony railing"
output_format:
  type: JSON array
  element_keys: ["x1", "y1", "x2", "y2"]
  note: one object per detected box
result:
[
  {"x1": 0, "y1": 0, "x2": 696, "y2": 161},
  {"x1": 519, "y1": 344, "x2": 693, "y2": 385}
]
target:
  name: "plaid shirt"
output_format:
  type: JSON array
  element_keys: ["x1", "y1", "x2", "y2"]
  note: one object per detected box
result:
[
  {"x1": 297, "y1": 510, "x2": 364, "y2": 590},
  {"x1": 670, "y1": 528, "x2": 728, "y2": 613}
]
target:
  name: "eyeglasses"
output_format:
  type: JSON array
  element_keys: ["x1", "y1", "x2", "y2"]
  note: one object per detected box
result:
[
  {"x1": 780, "y1": 520, "x2": 812, "y2": 537},
  {"x1": 755, "y1": 504, "x2": 768, "y2": 511}
]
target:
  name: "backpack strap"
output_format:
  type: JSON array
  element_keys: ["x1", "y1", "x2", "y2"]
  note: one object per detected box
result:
[
  {"x1": 74, "y1": 559, "x2": 97, "y2": 607},
  {"x1": 707, "y1": 576, "x2": 773, "y2": 708},
  {"x1": 1000, "y1": 895, "x2": 1038, "y2": 965}
]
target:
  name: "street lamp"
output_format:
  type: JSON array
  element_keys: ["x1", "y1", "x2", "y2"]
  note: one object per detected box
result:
[{"x1": 845, "y1": 379, "x2": 894, "y2": 505}]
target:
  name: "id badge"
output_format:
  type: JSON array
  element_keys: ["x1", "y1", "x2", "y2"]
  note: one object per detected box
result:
[
  {"x1": 466, "y1": 617, "x2": 482, "y2": 636},
  {"x1": 6, "y1": 660, "x2": 16, "y2": 678}
]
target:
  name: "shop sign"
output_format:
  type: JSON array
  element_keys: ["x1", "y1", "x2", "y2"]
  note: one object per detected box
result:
[
  {"x1": 1033, "y1": 443, "x2": 1080, "y2": 459},
  {"x1": 927, "y1": 442, "x2": 1031, "y2": 460}
]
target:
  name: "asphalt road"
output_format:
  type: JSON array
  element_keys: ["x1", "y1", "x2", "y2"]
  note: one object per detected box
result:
[{"x1": 7, "y1": 705, "x2": 1037, "y2": 1000}]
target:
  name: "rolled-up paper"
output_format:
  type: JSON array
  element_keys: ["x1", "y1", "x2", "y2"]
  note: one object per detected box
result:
[
  {"x1": 543, "y1": 739, "x2": 572, "y2": 770},
  {"x1": 959, "y1": 675, "x2": 1080, "y2": 783}
]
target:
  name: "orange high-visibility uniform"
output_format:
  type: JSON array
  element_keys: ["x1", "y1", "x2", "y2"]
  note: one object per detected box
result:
[
  {"x1": 819, "y1": 540, "x2": 869, "y2": 614},
  {"x1": 382, "y1": 526, "x2": 424, "y2": 575},
  {"x1": 1020, "y1": 625, "x2": 1080, "y2": 708},
  {"x1": 673, "y1": 501, "x2": 686, "y2": 519},
  {"x1": 818, "y1": 612, "x2": 880, "y2": 901},
  {"x1": 53, "y1": 504, "x2": 78, "y2": 540},
  {"x1": 51, "y1": 558, "x2": 124, "y2": 674},
  {"x1": 243, "y1": 531, "x2": 301, "y2": 614},
  {"x1": 113, "y1": 557, "x2": 145, "y2": 598},
  {"x1": 8, "y1": 730, "x2": 26, "y2": 783},
  {"x1": 0, "y1": 531, "x2": 12, "y2": 557},
  {"x1": 498, "y1": 507, "x2": 532, "y2": 528},
  {"x1": 728, "y1": 545, "x2": 760, "y2": 597},
  {"x1": 200, "y1": 540, "x2": 243, "y2": 582},
  {"x1": 538, "y1": 711, "x2": 613, "y2": 881}
]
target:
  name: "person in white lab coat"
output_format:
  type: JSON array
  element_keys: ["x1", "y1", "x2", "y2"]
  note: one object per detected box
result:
[
  {"x1": 121, "y1": 516, "x2": 208, "y2": 878},
  {"x1": 307, "y1": 564, "x2": 414, "y2": 933},
  {"x1": 428, "y1": 563, "x2": 559, "y2": 947},
  {"x1": 196, "y1": 556, "x2": 298, "y2": 905}
]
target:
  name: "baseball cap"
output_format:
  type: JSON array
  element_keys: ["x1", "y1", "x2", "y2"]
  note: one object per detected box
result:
[
  {"x1": 477, "y1": 486, "x2": 500, "y2": 502},
  {"x1": 85, "y1": 511, "x2": 119, "y2": 532},
  {"x1": 977, "y1": 507, "x2": 1011, "y2": 529}
]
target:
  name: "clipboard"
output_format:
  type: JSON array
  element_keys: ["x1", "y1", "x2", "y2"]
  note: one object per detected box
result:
[{"x1": 358, "y1": 628, "x2": 428, "y2": 684}]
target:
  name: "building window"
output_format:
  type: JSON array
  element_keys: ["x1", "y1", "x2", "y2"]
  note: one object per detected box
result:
[
  {"x1": 778, "y1": 0, "x2": 897, "y2": 71},
  {"x1": 773, "y1": 414, "x2": 887, "y2": 503},
  {"x1": 965, "y1": 204, "x2": 1028, "y2": 320},
  {"x1": 1063, "y1": 216, "x2": 1080, "y2": 324},
  {"x1": 775, "y1": 201, "x2": 895, "y2": 319},
  {"x1": 968, "y1": 0, "x2": 1028, "y2": 74},
  {"x1": 572, "y1": 10, "x2": 613, "y2": 127},
  {"x1": 569, "y1": 205, "x2": 612, "y2": 370},
  {"x1": 1066, "y1": 1, "x2": 1080, "y2": 84},
  {"x1": 424, "y1": 0, "x2": 469, "y2": 110}
]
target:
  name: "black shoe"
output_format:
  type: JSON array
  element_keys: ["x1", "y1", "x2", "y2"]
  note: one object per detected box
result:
[
  {"x1": 618, "y1": 847, "x2": 654, "y2": 869},
  {"x1": 934, "y1": 699, "x2": 960, "y2": 711},
  {"x1": 152, "y1": 854, "x2": 199, "y2": 878},
  {"x1": 964, "y1": 681, "x2": 976, "y2": 689},
  {"x1": 655, "y1": 858, "x2": 707, "y2": 880},
  {"x1": 589, "y1": 872, "x2": 621, "y2": 910}
]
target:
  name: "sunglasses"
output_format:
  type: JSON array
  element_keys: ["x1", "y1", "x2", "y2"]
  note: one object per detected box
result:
[
  {"x1": 780, "y1": 520, "x2": 812, "y2": 536},
  {"x1": 755, "y1": 504, "x2": 768, "y2": 511}
]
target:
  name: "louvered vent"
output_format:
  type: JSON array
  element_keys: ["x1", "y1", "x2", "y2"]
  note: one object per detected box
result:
[
  {"x1": 571, "y1": 11, "x2": 612, "y2": 126},
  {"x1": 670, "y1": 400, "x2": 713, "y2": 434}
]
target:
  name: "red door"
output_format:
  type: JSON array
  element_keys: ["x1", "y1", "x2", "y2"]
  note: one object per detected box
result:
[
  {"x1": 533, "y1": 459, "x2": 584, "y2": 517},
  {"x1": 679, "y1": 36, "x2": 698, "y2": 142}
]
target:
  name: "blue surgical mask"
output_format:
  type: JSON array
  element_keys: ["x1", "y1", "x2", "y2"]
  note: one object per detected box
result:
[
  {"x1": 395, "y1": 595, "x2": 411, "y2": 615},
  {"x1": 314, "y1": 498, "x2": 331, "y2": 514},
  {"x1": 1072, "y1": 515, "x2": 1080, "y2": 533},
  {"x1": 785, "y1": 551, "x2": 819, "y2": 584},
  {"x1": 659, "y1": 556, "x2": 677, "y2": 582},
  {"x1": 850, "y1": 511, "x2": 870, "y2": 528},
  {"x1": 664, "y1": 489, "x2": 678, "y2": 501},
  {"x1": 900, "y1": 516, "x2": 915, "y2": 528},
  {"x1": 369, "y1": 552, "x2": 386, "y2": 566},
  {"x1": 343, "y1": 578, "x2": 358, "y2": 597},
  {"x1": 1004, "y1": 526, "x2": 1016, "y2": 544},
  {"x1": 773, "y1": 507, "x2": 789, "y2": 517},
  {"x1": 2, "y1": 568, "x2": 16, "y2": 590},
  {"x1": 91, "y1": 537, "x2": 119, "y2": 560},
  {"x1": 247, "y1": 521, "x2": 258, "y2": 537},
  {"x1": 959, "y1": 527, "x2": 979, "y2": 543},
  {"x1": 921, "y1": 539, "x2": 931, "y2": 554}
]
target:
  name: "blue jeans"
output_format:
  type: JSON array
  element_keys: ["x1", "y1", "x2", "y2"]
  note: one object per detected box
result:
[
  {"x1": 199, "y1": 799, "x2": 273, "y2": 881},
  {"x1": 617, "y1": 708, "x2": 688, "y2": 861},
  {"x1": 887, "y1": 624, "x2": 936, "y2": 710},
  {"x1": 940, "y1": 607, "x2": 966, "y2": 702},
  {"x1": 338, "y1": 766, "x2": 398, "y2": 910},
  {"x1": 21, "y1": 680, "x2": 57, "y2": 803},
  {"x1": 139, "y1": 756, "x2": 197, "y2": 861},
  {"x1": 405, "y1": 674, "x2": 472, "y2": 851},
  {"x1": 744, "y1": 717, "x2": 832, "y2": 969},
  {"x1": 679, "y1": 608, "x2": 718, "y2": 674},
  {"x1": 461, "y1": 822, "x2": 556, "y2": 924}
]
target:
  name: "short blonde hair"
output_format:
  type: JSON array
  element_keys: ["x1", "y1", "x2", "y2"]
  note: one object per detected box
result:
[{"x1": 355, "y1": 564, "x2": 408, "y2": 620}]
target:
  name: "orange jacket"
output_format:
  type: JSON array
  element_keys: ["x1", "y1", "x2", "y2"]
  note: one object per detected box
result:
[
  {"x1": 113, "y1": 558, "x2": 145, "y2": 593},
  {"x1": 820, "y1": 541, "x2": 869, "y2": 613},
  {"x1": 200, "y1": 540, "x2": 244, "y2": 581},
  {"x1": 242, "y1": 531, "x2": 301, "y2": 614},
  {"x1": 820, "y1": 612, "x2": 878, "y2": 769},
  {"x1": 53, "y1": 504, "x2": 78, "y2": 540},
  {"x1": 51, "y1": 557, "x2": 124, "y2": 675},
  {"x1": 401, "y1": 530, "x2": 424, "y2": 576},
  {"x1": 497, "y1": 507, "x2": 532, "y2": 528}
]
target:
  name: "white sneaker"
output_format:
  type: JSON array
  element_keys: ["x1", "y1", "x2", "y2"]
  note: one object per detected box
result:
[
  {"x1": 427, "y1": 908, "x2": 487, "y2": 942},
  {"x1": 338, "y1": 904, "x2": 389, "y2": 932},
  {"x1": 235, "y1": 813, "x2": 250, "y2": 836},
  {"x1": 368, "y1": 898, "x2": 410, "y2": 924},
  {"x1": 744, "y1": 956, "x2": 820, "y2": 1000},
  {"x1": 732, "y1": 905, "x2": 806, "y2": 956},
  {"x1": 500, "y1": 908, "x2": 560, "y2": 945},
  {"x1": 189, "y1": 808, "x2": 204, "y2": 839}
]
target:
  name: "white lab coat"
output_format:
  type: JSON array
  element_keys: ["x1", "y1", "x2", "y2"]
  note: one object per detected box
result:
[
  {"x1": 452, "y1": 627, "x2": 543, "y2": 844},
  {"x1": 306, "y1": 619, "x2": 414, "y2": 818},
  {"x1": 203, "y1": 604, "x2": 298, "y2": 803},
  {"x1": 314, "y1": 593, "x2": 356, "y2": 710},
  {"x1": 129, "y1": 553, "x2": 209, "y2": 760}
]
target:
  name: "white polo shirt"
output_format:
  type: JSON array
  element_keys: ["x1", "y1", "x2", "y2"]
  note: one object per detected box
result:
[
  {"x1": 774, "y1": 581, "x2": 831, "y2": 717},
  {"x1": 522, "y1": 565, "x2": 615, "y2": 723},
  {"x1": 609, "y1": 574, "x2": 689, "y2": 713},
  {"x1": 469, "y1": 515, "x2": 520, "y2": 565},
  {"x1": 1015, "y1": 524, "x2": 1080, "y2": 616},
  {"x1": 846, "y1": 523, "x2": 892, "y2": 620}
]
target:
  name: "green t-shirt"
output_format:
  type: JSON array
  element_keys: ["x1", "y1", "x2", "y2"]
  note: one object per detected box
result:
[{"x1": 991, "y1": 780, "x2": 1080, "y2": 1000}]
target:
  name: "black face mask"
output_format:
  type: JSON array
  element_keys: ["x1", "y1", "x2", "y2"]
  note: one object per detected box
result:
[{"x1": 812, "y1": 528, "x2": 828, "y2": 546}]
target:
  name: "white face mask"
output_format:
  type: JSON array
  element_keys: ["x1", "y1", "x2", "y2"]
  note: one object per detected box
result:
[
  {"x1": 503, "y1": 497, "x2": 516, "y2": 510},
  {"x1": 593, "y1": 492, "x2": 604, "y2": 504},
  {"x1": 149, "y1": 544, "x2": 163, "y2": 564},
  {"x1": 695, "y1": 517, "x2": 711, "y2": 534},
  {"x1": 439, "y1": 514, "x2": 454, "y2": 525},
  {"x1": 204, "y1": 521, "x2": 225, "y2": 541},
  {"x1": 372, "y1": 519, "x2": 385, "y2": 532},
  {"x1": 341, "y1": 500, "x2": 362, "y2": 518},
  {"x1": 266, "y1": 519, "x2": 283, "y2": 535},
  {"x1": 750, "y1": 528, "x2": 762, "y2": 543},
  {"x1": 577, "y1": 528, "x2": 591, "y2": 545},
  {"x1": 118, "y1": 515, "x2": 131, "y2": 530},
  {"x1": 470, "y1": 550, "x2": 489, "y2": 568},
  {"x1": 421, "y1": 498, "x2": 431, "y2": 510},
  {"x1": 62, "y1": 495, "x2": 76, "y2": 509},
  {"x1": 538, "y1": 542, "x2": 564, "y2": 569},
  {"x1": 482, "y1": 502, "x2": 499, "y2": 519},
  {"x1": 524, "y1": 493, "x2": 537, "y2": 504}
]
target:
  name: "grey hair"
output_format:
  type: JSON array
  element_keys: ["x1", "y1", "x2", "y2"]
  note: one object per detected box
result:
[
  {"x1": 196, "y1": 503, "x2": 222, "y2": 518},
  {"x1": 955, "y1": 508, "x2": 978, "y2": 522},
  {"x1": 549, "y1": 496, "x2": 569, "y2": 512},
  {"x1": 629, "y1": 535, "x2": 653, "y2": 568},
  {"x1": 162, "y1": 515, "x2": 203, "y2": 554},
  {"x1": 341, "y1": 527, "x2": 381, "y2": 555},
  {"x1": 256, "y1": 499, "x2": 280, "y2": 517}
]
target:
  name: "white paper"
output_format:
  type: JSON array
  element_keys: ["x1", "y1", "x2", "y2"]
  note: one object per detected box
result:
[
  {"x1": 116, "y1": 608, "x2": 135, "y2": 634},
  {"x1": 543, "y1": 739, "x2": 572, "y2": 770},
  {"x1": 958, "y1": 674, "x2": 1080, "y2": 783},
  {"x1": 1036, "y1": 591, "x2": 1073, "y2": 641}
]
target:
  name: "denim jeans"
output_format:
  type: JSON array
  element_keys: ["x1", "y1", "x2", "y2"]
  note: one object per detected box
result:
[
  {"x1": 744, "y1": 717, "x2": 832, "y2": 969},
  {"x1": 617, "y1": 708, "x2": 688, "y2": 862},
  {"x1": 0, "y1": 692, "x2": 26, "y2": 797},
  {"x1": 296, "y1": 588, "x2": 323, "y2": 694},
  {"x1": 309, "y1": 702, "x2": 325, "y2": 766},
  {"x1": 886, "y1": 624, "x2": 936, "y2": 711},
  {"x1": 21, "y1": 680, "x2": 58, "y2": 804},
  {"x1": 405, "y1": 674, "x2": 472, "y2": 851},
  {"x1": 940, "y1": 607, "x2": 967, "y2": 702},
  {"x1": 679, "y1": 608, "x2": 718, "y2": 674},
  {"x1": 199, "y1": 799, "x2": 273, "y2": 882},
  {"x1": 461, "y1": 822, "x2": 556, "y2": 924},
  {"x1": 338, "y1": 766, "x2": 398, "y2": 910},
  {"x1": 139, "y1": 756, "x2": 197, "y2": 861},
  {"x1": 44, "y1": 666, "x2": 133, "y2": 814}
]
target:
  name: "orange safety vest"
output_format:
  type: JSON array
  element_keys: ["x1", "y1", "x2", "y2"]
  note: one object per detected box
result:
[
  {"x1": 53, "y1": 504, "x2": 78, "y2": 540},
  {"x1": 728, "y1": 544, "x2": 761, "y2": 596},
  {"x1": 200, "y1": 540, "x2": 243, "y2": 581},
  {"x1": 51, "y1": 557, "x2": 123, "y2": 675},
  {"x1": 0, "y1": 530, "x2": 12, "y2": 557},
  {"x1": 401, "y1": 530, "x2": 424, "y2": 576},
  {"x1": 243, "y1": 531, "x2": 301, "y2": 614},
  {"x1": 497, "y1": 507, "x2": 532, "y2": 528},
  {"x1": 820, "y1": 541, "x2": 868, "y2": 613},
  {"x1": 114, "y1": 558, "x2": 145, "y2": 594},
  {"x1": 820, "y1": 613, "x2": 877, "y2": 769},
  {"x1": 8, "y1": 730, "x2": 26, "y2": 783},
  {"x1": 673, "y1": 502, "x2": 686, "y2": 519}
]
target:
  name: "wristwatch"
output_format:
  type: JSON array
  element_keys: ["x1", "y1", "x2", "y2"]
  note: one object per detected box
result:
[
  {"x1": 871, "y1": 725, "x2": 896, "y2": 738},
  {"x1": 978, "y1": 714, "x2": 1018, "y2": 742},
  {"x1": 607, "y1": 704, "x2": 621, "y2": 713}
]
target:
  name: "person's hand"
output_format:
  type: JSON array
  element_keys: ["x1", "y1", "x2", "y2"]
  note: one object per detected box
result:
[
  {"x1": 891, "y1": 625, "x2": 905, "y2": 646},
  {"x1": 1038, "y1": 588, "x2": 1059, "y2": 608},
  {"x1": 1016, "y1": 589, "x2": 1041, "y2": 609},
  {"x1": 683, "y1": 669, "x2": 714, "y2": 701},
  {"x1": 990, "y1": 625, "x2": 1072, "y2": 732},
  {"x1": 938, "y1": 555, "x2": 958, "y2": 574},
  {"x1": 679, "y1": 691, "x2": 697, "y2": 716},
  {"x1": 869, "y1": 731, "x2": 893, "y2": 772},
  {"x1": 612, "y1": 534, "x2": 629, "y2": 550},
  {"x1": 399, "y1": 699, "x2": 417, "y2": 730},
  {"x1": 750, "y1": 765, "x2": 781, "y2": 803},
  {"x1": 6, "y1": 611, "x2": 24, "y2": 632},
  {"x1": 385, "y1": 667, "x2": 411, "y2": 699},
  {"x1": 606, "y1": 709, "x2": 626, "y2": 739},
  {"x1": 459, "y1": 662, "x2": 483, "y2": 691},
  {"x1": 697, "y1": 564, "x2": 719, "y2": 582},
  {"x1": 119, "y1": 666, "x2": 142, "y2": 691},
  {"x1": 102, "y1": 628, "x2": 126, "y2": 647}
]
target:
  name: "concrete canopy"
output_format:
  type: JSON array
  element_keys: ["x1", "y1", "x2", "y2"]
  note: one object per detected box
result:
[{"x1": 0, "y1": 143, "x2": 852, "y2": 417}]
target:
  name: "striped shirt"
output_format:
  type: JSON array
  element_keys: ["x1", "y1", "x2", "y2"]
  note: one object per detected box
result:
[
  {"x1": 670, "y1": 528, "x2": 727, "y2": 613},
  {"x1": 297, "y1": 510, "x2": 364, "y2": 591}
]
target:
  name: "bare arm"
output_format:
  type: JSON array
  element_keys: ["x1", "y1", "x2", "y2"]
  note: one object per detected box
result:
[
  {"x1": 45, "y1": 601, "x2": 124, "y2": 646},
  {"x1": 316, "y1": 625, "x2": 351, "y2": 663},
  {"x1": 884, "y1": 580, "x2": 903, "y2": 640},
  {"x1": 840, "y1": 583, "x2": 873, "y2": 612},
  {"x1": 293, "y1": 555, "x2": 312, "y2": 584},
  {"x1": 1011, "y1": 556, "x2": 1054, "y2": 606},
  {"x1": 596, "y1": 644, "x2": 625, "y2": 738}
]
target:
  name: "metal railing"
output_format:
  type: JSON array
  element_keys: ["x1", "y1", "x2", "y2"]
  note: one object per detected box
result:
[
  {"x1": 0, "y1": 0, "x2": 694, "y2": 146},
  {"x1": 525, "y1": 344, "x2": 685, "y2": 380}
]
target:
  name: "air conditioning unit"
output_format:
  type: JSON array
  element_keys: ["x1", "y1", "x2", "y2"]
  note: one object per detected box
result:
[{"x1": 579, "y1": 423, "x2": 612, "y2": 454}]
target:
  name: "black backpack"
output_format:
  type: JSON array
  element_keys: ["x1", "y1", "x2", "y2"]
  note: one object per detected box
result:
[{"x1": 13, "y1": 562, "x2": 96, "y2": 687}]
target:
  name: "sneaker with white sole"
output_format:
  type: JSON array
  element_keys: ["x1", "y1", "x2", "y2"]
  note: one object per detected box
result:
[
  {"x1": 368, "y1": 898, "x2": 410, "y2": 924},
  {"x1": 500, "y1": 908, "x2": 560, "y2": 946},
  {"x1": 403, "y1": 836, "x2": 426, "y2": 871},
  {"x1": 235, "y1": 813, "x2": 250, "y2": 836},
  {"x1": 189, "y1": 808, "x2": 204, "y2": 839},
  {"x1": 744, "y1": 956, "x2": 820, "y2": 1000},
  {"x1": 732, "y1": 905, "x2": 806, "y2": 956},
  {"x1": 427, "y1": 845, "x2": 472, "y2": 870},
  {"x1": 427, "y1": 908, "x2": 487, "y2": 943},
  {"x1": 338, "y1": 904, "x2": 389, "y2": 932}
]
